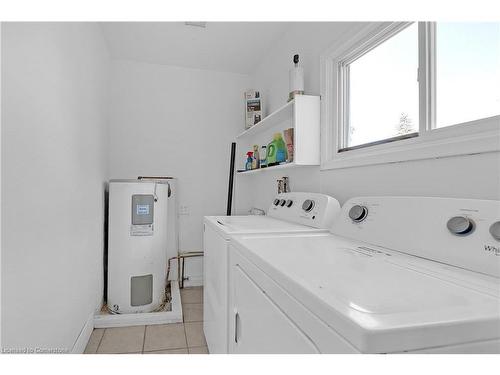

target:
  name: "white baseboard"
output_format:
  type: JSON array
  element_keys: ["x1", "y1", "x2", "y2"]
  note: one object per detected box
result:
[
  {"x1": 71, "y1": 312, "x2": 94, "y2": 354},
  {"x1": 93, "y1": 281, "x2": 183, "y2": 328}
]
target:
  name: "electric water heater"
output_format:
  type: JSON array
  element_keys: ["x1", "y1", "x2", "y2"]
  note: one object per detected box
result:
[{"x1": 107, "y1": 179, "x2": 175, "y2": 314}]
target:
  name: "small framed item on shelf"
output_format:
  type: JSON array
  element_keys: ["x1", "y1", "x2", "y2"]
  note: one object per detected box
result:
[{"x1": 245, "y1": 90, "x2": 263, "y2": 130}]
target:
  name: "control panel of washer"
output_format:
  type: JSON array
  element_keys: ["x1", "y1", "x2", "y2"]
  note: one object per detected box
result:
[
  {"x1": 332, "y1": 196, "x2": 500, "y2": 278},
  {"x1": 348, "y1": 205, "x2": 369, "y2": 223},
  {"x1": 268, "y1": 192, "x2": 341, "y2": 229}
]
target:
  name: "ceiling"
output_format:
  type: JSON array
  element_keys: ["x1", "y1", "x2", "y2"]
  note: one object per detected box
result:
[{"x1": 100, "y1": 22, "x2": 292, "y2": 74}]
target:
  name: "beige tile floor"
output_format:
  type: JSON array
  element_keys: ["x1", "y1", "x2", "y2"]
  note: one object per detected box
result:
[{"x1": 84, "y1": 286, "x2": 208, "y2": 354}]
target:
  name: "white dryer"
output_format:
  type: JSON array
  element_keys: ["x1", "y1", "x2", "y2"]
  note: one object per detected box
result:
[
  {"x1": 228, "y1": 196, "x2": 500, "y2": 353},
  {"x1": 203, "y1": 192, "x2": 341, "y2": 353}
]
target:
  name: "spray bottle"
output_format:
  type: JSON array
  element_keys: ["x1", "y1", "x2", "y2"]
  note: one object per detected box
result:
[{"x1": 245, "y1": 152, "x2": 253, "y2": 170}]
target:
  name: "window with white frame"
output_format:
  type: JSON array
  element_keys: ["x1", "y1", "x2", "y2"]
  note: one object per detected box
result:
[{"x1": 321, "y1": 22, "x2": 500, "y2": 169}]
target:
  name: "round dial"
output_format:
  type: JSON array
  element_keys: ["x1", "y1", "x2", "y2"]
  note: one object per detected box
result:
[
  {"x1": 348, "y1": 205, "x2": 368, "y2": 222},
  {"x1": 279, "y1": 199, "x2": 286, "y2": 207},
  {"x1": 302, "y1": 199, "x2": 315, "y2": 212},
  {"x1": 447, "y1": 216, "x2": 475, "y2": 236},
  {"x1": 286, "y1": 199, "x2": 293, "y2": 208},
  {"x1": 273, "y1": 198, "x2": 280, "y2": 206},
  {"x1": 489, "y1": 221, "x2": 500, "y2": 241}
]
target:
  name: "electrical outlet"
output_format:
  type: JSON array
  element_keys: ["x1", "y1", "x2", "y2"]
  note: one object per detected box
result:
[{"x1": 179, "y1": 205, "x2": 189, "y2": 215}]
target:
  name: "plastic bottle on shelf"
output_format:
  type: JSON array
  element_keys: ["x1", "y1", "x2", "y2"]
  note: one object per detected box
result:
[
  {"x1": 245, "y1": 152, "x2": 253, "y2": 170},
  {"x1": 266, "y1": 133, "x2": 288, "y2": 166},
  {"x1": 252, "y1": 145, "x2": 260, "y2": 169},
  {"x1": 260, "y1": 145, "x2": 267, "y2": 168}
]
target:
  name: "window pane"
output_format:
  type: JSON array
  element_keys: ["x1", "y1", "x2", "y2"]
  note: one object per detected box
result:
[
  {"x1": 436, "y1": 22, "x2": 500, "y2": 128},
  {"x1": 347, "y1": 23, "x2": 419, "y2": 148}
]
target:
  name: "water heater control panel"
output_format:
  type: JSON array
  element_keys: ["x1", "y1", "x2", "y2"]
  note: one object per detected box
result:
[{"x1": 131, "y1": 194, "x2": 154, "y2": 236}]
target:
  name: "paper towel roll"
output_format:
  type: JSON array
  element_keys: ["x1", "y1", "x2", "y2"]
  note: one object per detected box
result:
[{"x1": 289, "y1": 66, "x2": 304, "y2": 101}]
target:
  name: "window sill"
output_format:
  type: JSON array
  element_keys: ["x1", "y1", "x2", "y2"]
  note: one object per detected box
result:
[{"x1": 321, "y1": 116, "x2": 500, "y2": 171}]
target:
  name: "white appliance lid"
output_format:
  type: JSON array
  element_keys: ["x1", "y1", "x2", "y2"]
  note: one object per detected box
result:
[
  {"x1": 204, "y1": 215, "x2": 326, "y2": 239},
  {"x1": 231, "y1": 233, "x2": 500, "y2": 353}
]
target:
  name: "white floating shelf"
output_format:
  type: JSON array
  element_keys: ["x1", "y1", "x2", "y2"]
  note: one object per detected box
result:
[
  {"x1": 236, "y1": 99, "x2": 294, "y2": 139},
  {"x1": 235, "y1": 95, "x2": 321, "y2": 173},
  {"x1": 236, "y1": 162, "x2": 317, "y2": 175}
]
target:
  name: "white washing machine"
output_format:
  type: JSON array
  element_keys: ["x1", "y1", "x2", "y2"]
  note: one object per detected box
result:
[
  {"x1": 228, "y1": 196, "x2": 500, "y2": 353},
  {"x1": 203, "y1": 192, "x2": 341, "y2": 354}
]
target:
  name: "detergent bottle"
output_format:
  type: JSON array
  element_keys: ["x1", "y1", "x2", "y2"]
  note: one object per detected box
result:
[
  {"x1": 266, "y1": 133, "x2": 288, "y2": 166},
  {"x1": 252, "y1": 145, "x2": 260, "y2": 169},
  {"x1": 259, "y1": 145, "x2": 267, "y2": 168}
]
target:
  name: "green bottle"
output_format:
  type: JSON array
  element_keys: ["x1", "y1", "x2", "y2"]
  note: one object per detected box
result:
[{"x1": 266, "y1": 133, "x2": 288, "y2": 166}]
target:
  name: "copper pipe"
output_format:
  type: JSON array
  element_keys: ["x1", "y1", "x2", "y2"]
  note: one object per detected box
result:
[{"x1": 166, "y1": 251, "x2": 204, "y2": 289}]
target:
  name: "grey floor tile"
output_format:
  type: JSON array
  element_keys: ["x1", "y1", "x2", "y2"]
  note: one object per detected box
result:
[
  {"x1": 97, "y1": 326, "x2": 145, "y2": 354},
  {"x1": 84, "y1": 329, "x2": 104, "y2": 354},
  {"x1": 188, "y1": 346, "x2": 209, "y2": 354},
  {"x1": 185, "y1": 322, "x2": 207, "y2": 348},
  {"x1": 144, "y1": 323, "x2": 187, "y2": 352},
  {"x1": 180, "y1": 287, "x2": 203, "y2": 304},
  {"x1": 183, "y1": 303, "x2": 203, "y2": 322},
  {"x1": 144, "y1": 348, "x2": 188, "y2": 354}
]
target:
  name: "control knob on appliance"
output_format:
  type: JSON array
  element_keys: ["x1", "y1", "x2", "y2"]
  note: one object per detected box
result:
[
  {"x1": 348, "y1": 205, "x2": 368, "y2": 222},
  {"x1": 273, "y1": 199, "x2": 280, "y2": 206},
  {"x1": 286, "y1": 200, "x2": 294, "y2": 208},
  {"x1": 279, "y1": 199, "x2": 286, "y2": 207},
  {"x1": 447, "y1": 216, "x2": 475, "y2": 236},
  {"x1": 302, "y1": 199, "x2": 315, "y2": 212},
  {"x1": 489, "y1": 221, "x2": 500, "y2": 241}
]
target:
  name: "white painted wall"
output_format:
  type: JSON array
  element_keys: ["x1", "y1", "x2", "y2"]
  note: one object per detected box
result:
[
  {"x1": 108, "y1": 60, "x2": 250, "y2": 285},
  {"x1": 0, "y1": 22, "x2": 3, "y2": 349},
  {"x1": 1, "y1": 23, "x2": 110, "y2": 352},
  {"x1": 236, "y1": 22, "x2": 500, "y2": 213}
]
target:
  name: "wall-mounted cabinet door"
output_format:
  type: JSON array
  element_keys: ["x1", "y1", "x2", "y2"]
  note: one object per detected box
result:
[{"x1": 229, "y1": 264, "x2": 319, "y2": 354}]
